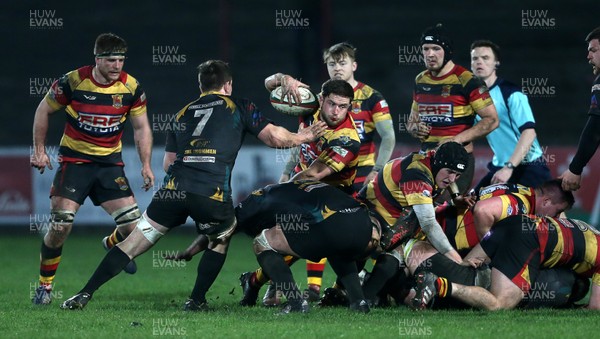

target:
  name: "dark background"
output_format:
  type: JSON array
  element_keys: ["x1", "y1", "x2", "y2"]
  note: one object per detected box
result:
[{"x1": 2, "y1": 0, "x2": 597, "y2": 149}]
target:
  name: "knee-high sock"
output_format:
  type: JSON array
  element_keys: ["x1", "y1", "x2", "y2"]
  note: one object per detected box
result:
[
  {"x1": 254, "y1": 255, "x2": 298, "y2": 286},
  {"x1": 81, "y1": 246, "x2": 131, "y2": 295},
  {"x1": 258, "y1": 251, "x2": 302, "y2": 304},
  {"x1": 363, "y1": 255, "x2": 400, "y2": 300},
  {"x1": 307, "y1": 258, "x2": 327, "y2": 289},
  {"x1": 39, "y1": 242, "x2": 62, "y2": 288},
  {"x1": 189, "y1": 249, "x2": 226, "y2": 303}
]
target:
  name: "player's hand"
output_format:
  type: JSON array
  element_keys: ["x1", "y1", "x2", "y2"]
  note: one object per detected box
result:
[
  {"x1": 141, "y1": 167, "x2": 155, "y2": 191},
  {"x1": 559, "y1": 169, "x2": 581, "y2": 191},
  {"x1": 280, "y1": 75, "x2": 310, "y2": 105},
  {"x1": 363, "y1": 170, "x2": 378, "y2": 188},
  {"x1": 410, "y1": 122, "x2": 430, "y2": 141},
  {"x1": 445, "y1": 250, "x2": 462, "y2": 264},
  {"x1": 452, "y1": 194, "x2": 477, "y2": 209},
  {"x1": 462, "y1": 256, "x2": 485, "y2": 268},
  {"x1": 30, "y1": 149, "x2": 53, "y2": 174},
  {"x1": 299, "y1": 121, "x2": 327, "y2": 142},
  {"x1": 163, "y1": 250, "x2": 193, "y2": 262},
  {"x1": 491, "y1": 167, "x2": 512, "y2": 185}
]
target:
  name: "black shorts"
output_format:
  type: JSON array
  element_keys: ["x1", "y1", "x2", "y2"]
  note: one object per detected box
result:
[
  {"x1": 50, "y1": 162, "x2": 133, "y2": 205},
  {"x1": 146, "y1": 190, "x2": 235, "y2": 236},
  {"x1": 480, "y1": 216, "x2": 541, "y2": 293},
  {"x1": 284, "y1": 206, "x2": 372, "y2": 262}
]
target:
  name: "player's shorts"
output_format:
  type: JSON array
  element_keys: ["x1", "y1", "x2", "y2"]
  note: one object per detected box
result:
[
  {"x1": 50, "y1": 162, "x2": 133, "y2": 205},
  {"x1": 480, "y1": 215, "x2": 541, "y2": 293},
  {"x1": 146, "y1": 190, "x2": 235, "y2": 237},
  {"x1": 284, "y1": 205, "x2": 373, "y2": 262}
]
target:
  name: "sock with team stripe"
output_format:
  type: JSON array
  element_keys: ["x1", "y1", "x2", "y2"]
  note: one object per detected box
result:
[
  {"x1": 104, "y1": 229, "x2": 125, "y2": 249},
  {"x1": 39, "y1": 242, "x2": 62, "y2": 289},
  {"x1": 307, "y1": 258, "x2": 327, "y2": 291},
  {"x1": 435, "y1": 277, "x2": 452, "y2": 298}
]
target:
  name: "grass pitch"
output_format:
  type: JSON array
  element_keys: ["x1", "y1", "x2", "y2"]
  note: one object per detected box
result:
[{"x1": 2, "y1": 227, "x2": 597, "y2": 338}]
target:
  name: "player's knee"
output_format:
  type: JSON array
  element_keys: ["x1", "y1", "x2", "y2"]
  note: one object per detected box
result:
[
  {"x1": 111, "y1": 203, "x2": 141, "y2": 231},
  {"x1": 207, "y1": 217, "x2": 237, "y2": 243},
  {"x1": 49, "y1": 209, "x2": 75, "y2": 236},
  {"x1": 136, "y1": 214, "x2": 164, "y2": 244},
  {"x1": 253, "y1": 229, "x2": 275, "y2": 255}
]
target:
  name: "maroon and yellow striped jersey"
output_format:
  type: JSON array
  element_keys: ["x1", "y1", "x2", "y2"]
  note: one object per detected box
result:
[
  {"x1": 44, "y1": 65, "x2": 147, "y2": 164},
  {"x1": 536, "y1": 216, "x2": 600, "y2": 285},
  {"x1": 412, "y1": 64, "x2": 493, "y2": 149},
  {"x1": 436, "y1": 184, "x2": 537, "y2": 252},
  {"x1": 362, "y1": 151, "x2": 438, "y2": 227},
  {"x1": 350, "y1": 82, "x2": 391, "y2": 167},
  {"x1": 294, "y1": 111, "x2": 360, "y2": 190}
]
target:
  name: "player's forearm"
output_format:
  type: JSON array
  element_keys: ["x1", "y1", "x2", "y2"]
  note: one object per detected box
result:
[
  {"x1": 454, "y1": 119, "x2": 497, "y2": 145},
  {"x1": 507, "y1": 129, "x2": 536, "y2": 167},
  {"x1": 374, "y1": 120, "x2": 396, "y2": 170},
  {"x1": 413, "y1": 204, "x2": 455, "y2": 254},
  {"x1": 569, "y1": 115, "x2": 600, "y2": 175},
  {"x1": 33, "y1": 112, "x2": 49, "y2": 152},
  {"x1": 282, "y1": 147, "x2": 299, "y2": 174},
  {"x1": 406, "y1": 109, "x2": 420, "y2": 137},
  {"x1": 32, "y1": 100, "x2": 53, "y2": 151},
  {"x1": 265, "y1": 73, "x2": 286, "y2": 91},
  {"x1": 134, "y1": 125, "x2": 153, "y2": 168}
]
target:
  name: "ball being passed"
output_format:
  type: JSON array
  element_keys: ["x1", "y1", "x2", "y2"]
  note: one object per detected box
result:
[{"x1": 270, "y1": 86, "x2": 319, "y2": 116}]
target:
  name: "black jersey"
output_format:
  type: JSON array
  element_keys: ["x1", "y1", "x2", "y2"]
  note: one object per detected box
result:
[
  {"x1": 164, "y1": 92, "x2": 271, "y2": 202},
  {"x1": 236, "y1": 180, "x2": 367, "y2": 236}
]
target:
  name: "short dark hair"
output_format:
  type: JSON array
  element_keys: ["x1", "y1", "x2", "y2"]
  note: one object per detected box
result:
[
  {"x1": 585, "y1": 26, "x2": 600, "y2": 43},
  {"x1": 323, "y1": 42, "x2": 357, "y2": 63},
  {"x1": 94, "y1": 33, "x2": 127, "y2": 57},
  {"x1": 321, "y1": 79, "x2": 354, "y2": 100},
  {"x1": 470, "y1": 39, "x2": 501, "y2": 62},
  {"x1": 197, "y1": 60, "x2": 232, "y2": 92},
  {"x1": 538, "y1": 179, "x2": 575, "y2": 210}
]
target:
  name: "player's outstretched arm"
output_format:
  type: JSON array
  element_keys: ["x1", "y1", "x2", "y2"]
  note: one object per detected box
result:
[
  {"x1": 164, "y1": 235, "x2": 209, "y2": 261},
  {"x1": 265, "y1": 73, "x2": 310, "y2": 105},
  {"x1": 560, "y1": 114, "x2": 600, "y2": 191},
  {"x1": 257, "y1": 122, "x2": 326, "y2": 148}
]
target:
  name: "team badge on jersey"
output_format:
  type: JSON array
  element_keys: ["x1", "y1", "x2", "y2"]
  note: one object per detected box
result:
[
  {"x1": 112, "y1": 94, "x2": 123, "y2": 108},
  {"x1": 441, "y1": 85, "x2": 452, "y2": 98},
  {"x1": 351, "y1": 101, "x2": 361, "y2": 113},
  {"x1": 114, "y1": 177, "x2": 129, "y2": 191},
  {"x1": 338, "y1": 135, "x2": 351, "y2": 145}
]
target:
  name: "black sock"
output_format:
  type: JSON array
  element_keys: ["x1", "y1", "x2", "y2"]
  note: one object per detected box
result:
[
  {"x1": 257, "y1": 251, "x2": 301, "y2": 304},
  {"x1": 81, "y1": 246, "x2": 131, "y2": 295},
  {"x1": 189, "y1": 249, "x2": 226, "y2": 303},
  {"x1": 363, "y1": 255, "x2": 400, "y2": 300}
]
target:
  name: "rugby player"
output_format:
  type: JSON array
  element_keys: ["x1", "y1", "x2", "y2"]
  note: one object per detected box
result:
[
  {"x1": 60, "y1": 59, "x2": 326, "y2": 311},
  {"x1": 31, "y1": 33, "x2": 153, "y2": 305}
]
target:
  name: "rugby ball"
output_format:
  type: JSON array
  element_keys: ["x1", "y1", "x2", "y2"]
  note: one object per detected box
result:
[{"x1": 270, "y1": 86, "x2": 319, "y2": 116}]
